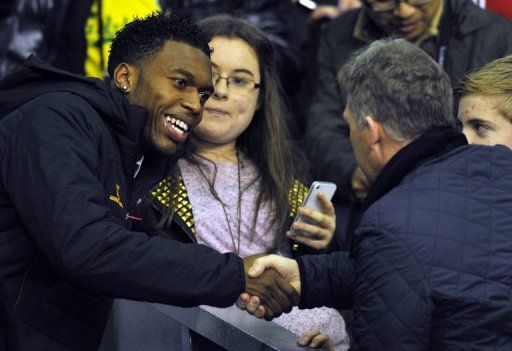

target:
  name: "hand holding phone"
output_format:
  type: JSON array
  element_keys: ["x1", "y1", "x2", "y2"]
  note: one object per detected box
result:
[{"x1": 288, "y1": 181, "x2": 337, "y2": 250}]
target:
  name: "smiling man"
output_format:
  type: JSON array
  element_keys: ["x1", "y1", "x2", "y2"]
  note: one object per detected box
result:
[
  {"x1": 305, "y1": 0, "x2": 512, "y2": 249},
  {"x1": 0, "y1": 13, "x2": 298, "y2": 350}
]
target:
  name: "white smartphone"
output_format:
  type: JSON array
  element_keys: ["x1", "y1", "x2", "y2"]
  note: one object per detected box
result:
[{"x1": 290, "y1": 181, "x2": 337, "y2": 236}]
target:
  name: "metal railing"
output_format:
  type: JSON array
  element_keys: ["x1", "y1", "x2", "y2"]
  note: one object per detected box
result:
[{"x1": 99, "y1": 299, "x2": 306, "y2": 351}]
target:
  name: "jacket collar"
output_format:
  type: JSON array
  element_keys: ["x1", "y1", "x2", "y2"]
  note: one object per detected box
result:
[
  {"x1": 448, "y1": 0, "x2": 495, "y2": 37},
  {"x1": 361, "y1": 127, "x2": 467, "y2": 213}
]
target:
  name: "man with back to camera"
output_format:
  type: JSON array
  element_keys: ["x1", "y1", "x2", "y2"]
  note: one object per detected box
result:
[
  {"x1": 305, "y1": 0, "x2": 512, "y2": 248},
  {"x1": 0, "y1": 13, "x2": 298, "y2": 350},
  {"x1": 240, "y1": 38, "x2": 512, "y2": 350}
]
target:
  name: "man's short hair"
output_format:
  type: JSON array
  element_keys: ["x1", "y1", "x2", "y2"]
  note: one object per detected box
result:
[
  {"x1": 338, "y1": 38, "x2": 455, "y2": 141},
  {"x1": 456, "y1": 55, "x2": 512, "y2": 123},
  {"x1": 107, "y1": 13, "x2": 211, "y2": 77}
]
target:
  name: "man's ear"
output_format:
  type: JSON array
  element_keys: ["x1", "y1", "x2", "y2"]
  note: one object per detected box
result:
[
  {"x1": 113, "y1": 63, "x2": 138, "y2": 94},
  {"x1": 365, "y1": 116, "x2": 382, "y2": 147}
]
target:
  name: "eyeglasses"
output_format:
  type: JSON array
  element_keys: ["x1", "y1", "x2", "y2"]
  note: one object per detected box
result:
[
  {"x1": 212, "y1": 73, "x2": 261, "y2": 95},
  {"x1": 364, "y1": 0, "x2": 433, "y2": 12}
]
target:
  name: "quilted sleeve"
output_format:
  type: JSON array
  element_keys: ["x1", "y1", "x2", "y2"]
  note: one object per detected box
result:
[
  {"x1": 350, "y1": 226, "x2": 432, "y2": 350},
  {"x1": 297, "y1": 251, "x2": 354, "y2": 310}
]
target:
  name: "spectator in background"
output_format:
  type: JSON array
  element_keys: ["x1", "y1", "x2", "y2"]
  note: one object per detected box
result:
[
  {"x1": 457, "y1": 55, "x2": 512, "y2": 148},
  {"x1": 292, "y1": 0, "x2": 362, "y2": 133},
  {"x1": 305, "y1": 0, "x2": 512, "y2": 249},
  {"x1": 133, "y1": 15, "x2": 349, "y2": 350}
]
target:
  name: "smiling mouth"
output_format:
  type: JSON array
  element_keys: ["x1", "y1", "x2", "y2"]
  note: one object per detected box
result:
[{"x1": 164, "y1": 115, "x2": 190, "y2": 143}]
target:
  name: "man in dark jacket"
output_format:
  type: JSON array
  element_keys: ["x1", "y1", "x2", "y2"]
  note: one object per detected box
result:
[
  {"x1": 242, "y1": 39, "x2": 512, "y2": 350},
  {"x1": 305, "y1": 0, "x2": 512, "y2": 249},
  {"x1": 0, "y1": 13, "x2": 297, "y2": 350}
]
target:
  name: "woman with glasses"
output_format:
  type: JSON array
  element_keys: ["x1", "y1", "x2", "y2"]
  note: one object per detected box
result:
[{"x1": 134, "y1": 14, "x2": 349, "y2": 350}]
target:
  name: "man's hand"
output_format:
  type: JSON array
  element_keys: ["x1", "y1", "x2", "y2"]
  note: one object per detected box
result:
[
  {"x1": 287, "y1": 192, "x2": 335, "y2": 250},
  {"x1": 236, "y1": 293, "x2": 266, "y2": 318},
  {"x1": 239, "y1": 254, "x2": 301, "y2": 320},
  {"x1": 351, "y1": 166, "x2": 369, "y2": 202},
  {"x1": 297, "y1": 330, "x2": 334, "y2": 350},
  {"x1": 243, "y1": 254, "x2": 300, "y2": 320}
]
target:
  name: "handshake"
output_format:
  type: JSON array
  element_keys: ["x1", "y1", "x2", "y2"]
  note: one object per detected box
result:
[
  {"x1": 238, "y1": 254, "x2": 337, "y2": 350},
  {"x1": 239, "y1": 253, "x2": 301, "y2": 320}
]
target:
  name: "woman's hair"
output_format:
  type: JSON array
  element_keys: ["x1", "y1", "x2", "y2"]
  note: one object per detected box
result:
[
  {"x1": 185, "y1": 14, "x2": 302, "y2": 245},
  {"x1": 456, "y1": 55, "x2": 512, "y2": 123}
]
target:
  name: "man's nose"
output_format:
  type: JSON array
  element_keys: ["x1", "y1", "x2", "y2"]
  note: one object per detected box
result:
[
  {"x1": 182, "y1": 91, "x2": 202, "y2": 114},
  {"x1": 393, "y1": 1, "x2": 416, "y2": 18}
]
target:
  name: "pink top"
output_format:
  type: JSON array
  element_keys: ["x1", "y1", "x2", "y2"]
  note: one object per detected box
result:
[{"x1": 179, "y1": 156, "x2": 349, "y2": 350}]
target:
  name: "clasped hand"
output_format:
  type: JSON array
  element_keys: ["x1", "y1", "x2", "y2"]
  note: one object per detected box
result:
[{"x1": 241, "y1": 254, "x2": 301, "y2": 320}]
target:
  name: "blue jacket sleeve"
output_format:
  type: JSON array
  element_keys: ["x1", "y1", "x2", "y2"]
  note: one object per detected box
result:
[
  {"x1": 350, "y1": 226, "x2": 432, "y2": 350},
  {"x1": 297, "y1": 251, "x2": 354, "y2": 310}
]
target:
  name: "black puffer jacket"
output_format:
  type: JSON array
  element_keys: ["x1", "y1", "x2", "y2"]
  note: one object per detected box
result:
[{"x1": 0, "y1": 57, "x2": 244, "y2": 350}]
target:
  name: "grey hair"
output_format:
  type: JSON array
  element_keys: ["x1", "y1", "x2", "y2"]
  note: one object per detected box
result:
[{"x1": 338, "y1": 38, "x2": 455, "y2": 141}]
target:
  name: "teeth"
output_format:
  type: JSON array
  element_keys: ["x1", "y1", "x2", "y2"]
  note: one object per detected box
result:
[{"x1": 165, "y1": 115, "x2": 189, "y2": 132}]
